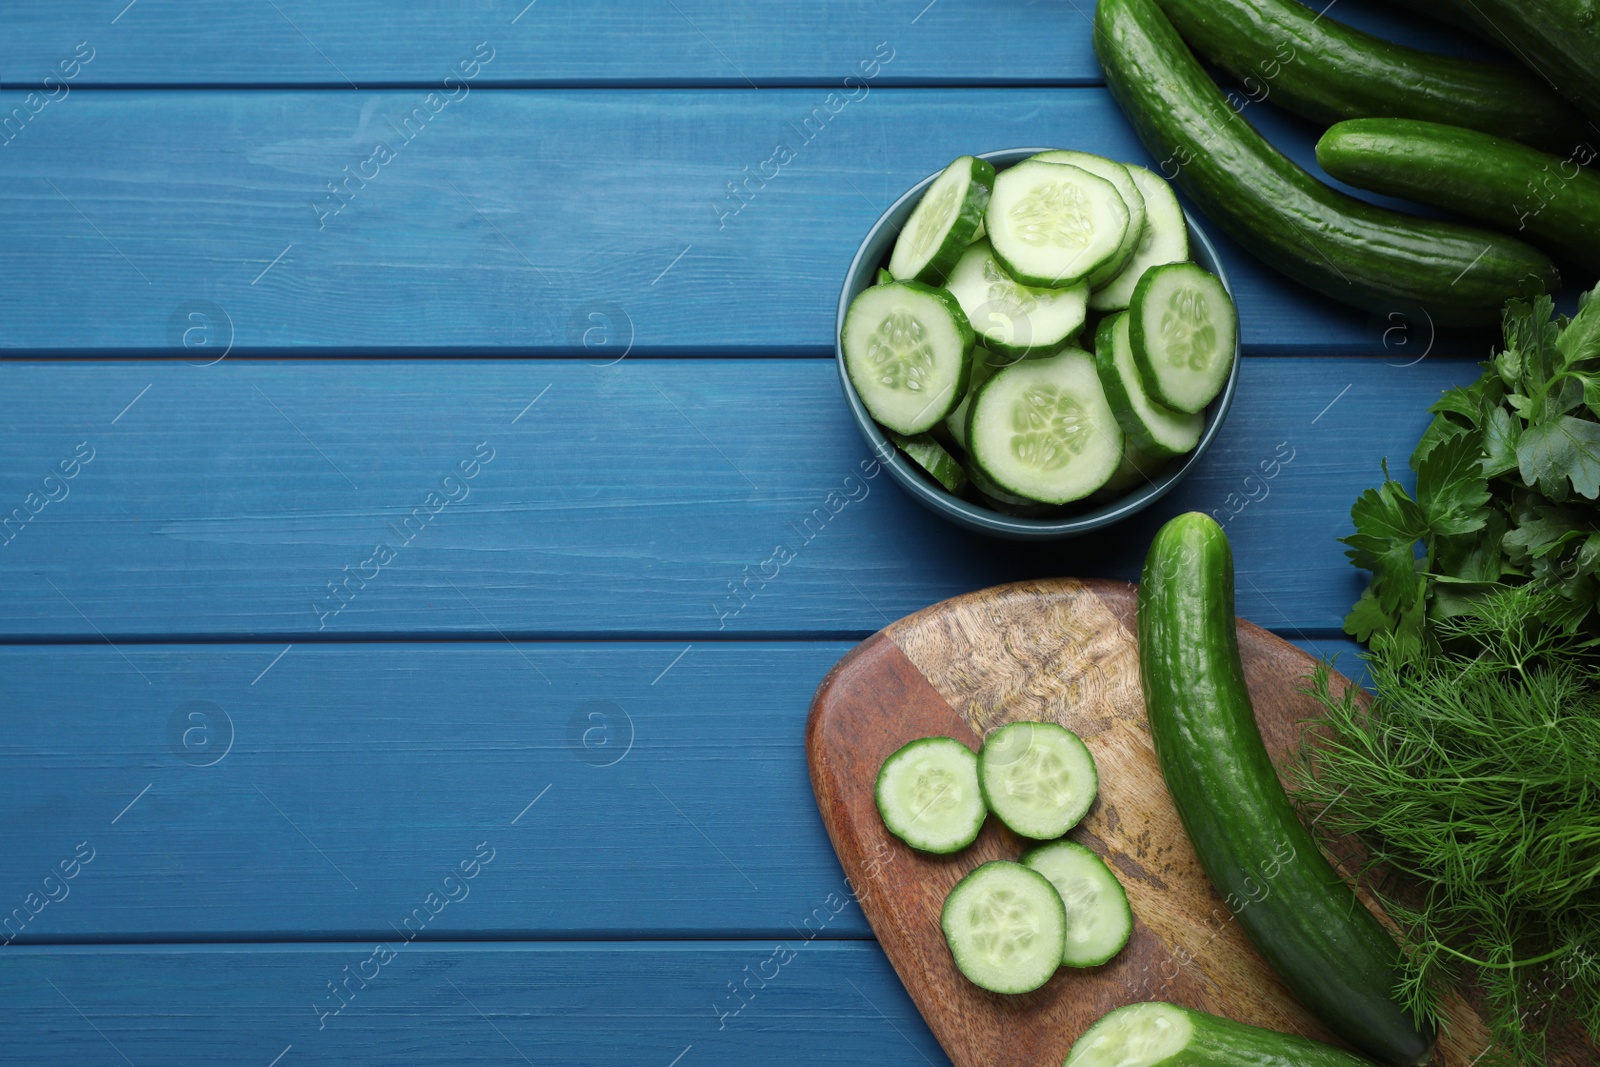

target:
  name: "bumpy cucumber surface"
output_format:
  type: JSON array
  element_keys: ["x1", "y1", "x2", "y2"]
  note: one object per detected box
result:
[
  {"x1": 1153, "y1": 0, "x2": 1588, "y2": 153},
  {"x1": 1453, "y1": 0, "x2": 1600, "y2": 127},
  {"x1": 1317, "y1": 118, "x2": 1600, "y2": 274},
  {"x1": 1093, "y1": 0, "x2": 1558, "y2": 326},
  {"x1": 1137, "y1": 513, "x2": 1433, "y2": 1066},
  {"x1": 1068, "y1": 1002, "x2": 1382, "y2": 1067}
]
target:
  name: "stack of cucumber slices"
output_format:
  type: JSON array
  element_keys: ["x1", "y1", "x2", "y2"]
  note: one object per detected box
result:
[
  {"x1": 842, "y1": 150, "x2": 1238, "y2": 515},
  {"x1": 874, "y1": 721, "x2": 1134, "y2": 994}
]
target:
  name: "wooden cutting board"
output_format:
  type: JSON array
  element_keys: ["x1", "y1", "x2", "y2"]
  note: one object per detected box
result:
[{"x1": 806, "y1": 578, "x2": 1506, "y2": 1067}]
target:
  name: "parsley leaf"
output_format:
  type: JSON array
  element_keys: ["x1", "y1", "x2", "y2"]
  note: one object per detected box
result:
[{"x1": 1516, "y1": 415, "x2": 1600, "y2": 501}]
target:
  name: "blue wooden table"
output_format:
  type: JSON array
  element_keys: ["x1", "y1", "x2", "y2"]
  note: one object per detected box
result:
[{"x1": 0, "y1": 3, "x2": 1496, "y2": 1063}]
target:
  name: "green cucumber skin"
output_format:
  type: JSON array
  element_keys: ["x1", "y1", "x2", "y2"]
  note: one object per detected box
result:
[
  {"x1": 1451, "y1": 0, "x2": 1600, "y2": 127},
  {"x1": 1317, "y1": 118, "x2": 1600, "y2": 275},
  {"x1": 1137, "y1": 513, "x2": 1433, "y2": 1067},
  {"x1": 1092, "y1": 0, "x2": 1559, "y2": 327},
  {"x1": 1080, "y1": 1003, "x2": 1381, "y2": 1067},
  {"x1": 1152, "y1": 0, "x2": 1588, "y2": 154}
]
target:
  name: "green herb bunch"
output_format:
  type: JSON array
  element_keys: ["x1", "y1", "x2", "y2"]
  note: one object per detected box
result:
[
  {"x1": 1300, "y1": 587, "x2": 1600, "y2": 1067},
  {"x1": 1344, "y1": 286, "x2": 1600, "y2": 657}
]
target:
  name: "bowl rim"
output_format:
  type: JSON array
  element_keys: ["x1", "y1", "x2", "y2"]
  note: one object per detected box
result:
[{"x1": 835, "y1": 146, "x2": 1241, "y2": 540}]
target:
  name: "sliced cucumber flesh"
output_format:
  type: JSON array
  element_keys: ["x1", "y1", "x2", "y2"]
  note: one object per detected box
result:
[
  {"x1": 843, "y1": 281, "x2": 973, "y2": 435},
  {"x1": 965, "y1": 349, "x2": 1123, "y2": 505},
  {"x1": 944, "y1": 346, "x2": 1017, "y2": 453},
  {"x1": 1089, "y1": 165, "x2": 1189, "y2": 312},
  {"x1": 941, "y1": 861, "x2": 1065, "y2": 994},
  {"x1": 943, "y1": 238, "x2": 1088, "y2": 358},
  {"x1": 1022, "y1": 841, "x2": 1132, "y2": 967},
  {"x1": 987, "y1": 160, "x2": 1130, "y2": 288},
  {"x1": 875, "y1": 736, "x2": 985, "y2": 854},
  {"x1": 1093, "y1": 312, "x2": 1202, "y2": 459},
  {"x1": 888, "y1": 431, "x2": 968, "y2": 495},
  {"x1": 1030, "y1": 151, "x2": 1148, "y2": 288},
  {"x1": 1067, "y1": 1003, "x2": 1194, "y2": 1067},
  {"x1": 889, "y1": 155, "x2": 995, "y2": 285},
  {"x1": 1130, "y1": 262, "x2": 1236, "y2": 415},
  {"x1": 978, "y1": 720, "x2": 1098, "y2": 839}
]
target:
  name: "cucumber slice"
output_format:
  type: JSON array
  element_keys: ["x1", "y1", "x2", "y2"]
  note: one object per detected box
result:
[
  {"x1": 1089, "y1": 166, "x2": 1190, "y2": 312},
  {"x1": 965, "y1": 463, "x2": 1060, "y2": 516},
  {"x1": 1068, "y1": 1002, "x2": 1379, "y2": 1067},
  {"x1": 986, "y1": 160, "x2": 1130, "y2": 288},
  {"x1": 874, "y1": 736, "x2": 985, "y2": 854},
  {"x1": 965, "y1": 349, "x2": 1123, "y2": 505},
  {"x1": 1129, "y1": 262, "x2": 1236, "y2": 414},
  {"x1": 944, "y1": 346, "x2": 1017, "y2": 454},
  {"x1": 842, "y1": 281, "x2": 974, "y2": 435},
  {"x1": 888, "y1": 155, "x2": 995, "y2": 285},
  {"x1": 887, "y1": 431, "x2": 968, "y2": 495},
  {"x1": 971, "y1": 217, "x2": 986, "y2": 242},
  {"x1": 941, "y1": 861, "x2": 1066, "y2": 994},
  {"x1": 1092, "y1": 313, "x2": 1202, "y2": 459},
  {"x1": 1091, "y1": 436, "x2": 1167, "y2": 501},
  {"x1": 1022, "y1": 841, "x2": 1132, "y2": 967},
  {"x1": 978, "y1": 720, "x2": 1098, "y2": 839},
  {"x1": 943, "y1": 239, "x2": 1089, "y2": 358},
  {"x1": 1030, "y1": 151, "x2": 1148, "y2": 288}
]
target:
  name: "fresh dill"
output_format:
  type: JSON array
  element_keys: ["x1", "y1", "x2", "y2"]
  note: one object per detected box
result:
[{"x1": 1297, "y1": 585, "x2": 1600, "y2": 1067}]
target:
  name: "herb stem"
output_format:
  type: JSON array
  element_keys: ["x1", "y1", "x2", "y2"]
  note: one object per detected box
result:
[{"x1": 1433, "y1": 943, "x2": 1572, "y2": 971}]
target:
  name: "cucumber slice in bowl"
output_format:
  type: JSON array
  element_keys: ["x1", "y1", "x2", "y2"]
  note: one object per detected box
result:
[
  {"x1": 965, "y1": 349, "x2": 1123, "y2": 505},
  {"x1": 1130, "y1": 262, "x2": 1236, "y2": 414},
  {"x1": 1029, "y1": 150, "x2": 1148, "y2": 288},
  {"x1": 1022, "y1": 841, "x2": 1133, "y2": 967},
  {"x1": 941, "y1": 861, "x2": 1065, "y2": 994},
  {"x1": 987, "y1": 159, "x2": 1130, "y2": 288},
  {"x1": 888, "y1": 155, "x2": 996, "y2": 285},
  {"x1": 875, "y1": 736, "x2": 985, "y2": 854},
  {"x1": 944, "y1": 345, "x2": 1018, "y2": 454},
  {"x1": 1089, "y1": 165, "x2": 1190, "y2": 313},
  {"x1": 978, "y1": 720, "x2": 1098, "y2": 839},
  {"x1": 943, "y1": 238, "x2": 1089, "y2": 358},
  {"x1": 842, "y1": 281, "x2": 974, "y2": 435},
  {"x1": 1093, "y1": 312, "x2": 1202, "y2": 459},
  {"x1": 886, "y1": 431, "x2": 968, "y2": 495},
  {"x1": 1068, "y1": 1002, "x2": 1380, "y2": 1067}
]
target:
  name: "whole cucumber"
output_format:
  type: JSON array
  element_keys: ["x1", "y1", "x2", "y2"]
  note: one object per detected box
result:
[
  {"x1": 1137, "y1": 513, "x2": 1434, "y2": 1066},
  {"x1": 1154, "y1": 0, "x2": 1588, "y2": 154},
  {"x1": 1069, "y1": 1001, "x2": 1385, "y2": 1067},
  {"x1": 1093, "y1": 0, "x2": 1559, "y2": 326},
  {"x1": 1318, "y1": 118, "x2": 1600, "y2": 275},
  {"x1": 1449, "y1": 0, "x2": 1600, "y2": 127}
]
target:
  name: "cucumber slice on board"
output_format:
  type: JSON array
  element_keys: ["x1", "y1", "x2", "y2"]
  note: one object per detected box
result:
[
  {"x1": 941, "y1": 861, "x2": 1066, "y2": 994},
  {"x1": 1093, "y1": 312, "x2": 1203, "y2": 458},
  {"x1": 965, "y1": 349, "x2": 1123, "y2": 505},
  {"x1": 842, "y1": 281, "x2": 974, "y2": 435},
  {"x1": 943, "y1": 239, "x2": 1089, "y2": 358},
  {"x1": 1068, "y1": 1002, "x2": 1380, "y2": 1067},
  {"x1": 888, "y1": 155, "x2": 995, "y2": 285},
  {"x1": 986, "y1": 160, "x2": 1131, "y2": 288},
  {"x1": 874, "y1": 736, "x2": 985, "y2": 854},
  {"x1": 944, "y1": 346, "x2": 1018, "y2": 454},
  {"x1": 1089, "y1": 165, "x2": 1190, "y2": 312},
  {"x1": 1030, "y1": 150, "x2": 1148, "y2": 288},
  {"x1": 978, "y1": 720, "x2": 1098, "y2": 839},
  {"x1": 1022, "y1": 841, "x2": 1133, "y2": 967},
  {"x1": 1129, "y1": 262, "x2": 1236, "y2": 414},
  {"x1": 887, "y1": 431, "x2": 968, "y2": 495}
]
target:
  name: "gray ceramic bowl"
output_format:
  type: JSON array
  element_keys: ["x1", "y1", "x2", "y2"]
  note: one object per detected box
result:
[{"x1": 836, "y1": 147, "x2": 1241, "y2": 540}]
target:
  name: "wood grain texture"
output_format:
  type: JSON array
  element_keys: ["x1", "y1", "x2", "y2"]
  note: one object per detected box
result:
[
  {"x1": 0, "y1": 357, "x2": 1473, "y2": 638},
  {"x1": 808, "y1": 579, "x2": 1490, "y2": 1067},
  {"x1": 0, "y1": 88, "x2": 1495, "y2": 356},
  {"x1": 0, "y1": 0, "x2": 1496, "y2": 88},
  {"x1": 0, "y1": 940, "x2": 947, "y2": 1066}
]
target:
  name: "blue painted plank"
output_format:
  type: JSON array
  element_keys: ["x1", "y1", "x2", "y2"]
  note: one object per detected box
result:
[
  {"x1": 0, "y1": 357, "x2": 1469, "y2": 639},
  {"x1": 0, "y1": 638, "x2": 1363, "y2": 943},
  {"x1": 0, "y1": 88, "x2": 1506, "y2": 356},
  {"x1": 0, "y1": 0, "x2": 1095, "y2": 87},
  {"x1": 0, "y1": 0, "x2": 1499, "y2": 88},
  {"x1": 0, "y1": 941, "x2": 949, "y2": 1066}
]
